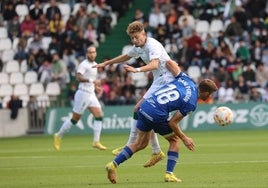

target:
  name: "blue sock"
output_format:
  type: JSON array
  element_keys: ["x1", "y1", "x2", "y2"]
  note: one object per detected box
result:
[
  {"x1": 166, "y1": 151, "x2": 179, "y2": 173},
  {"x1": 113, "y1": 146, "x2": 133, "y2": 166}
]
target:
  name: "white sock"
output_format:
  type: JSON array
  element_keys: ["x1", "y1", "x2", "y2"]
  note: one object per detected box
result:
[
  {"x1": 126, "y1": 119, "x2": 137, "y2": 145},
  {"x1": 92, "y1": 120, "x2": 102, "y2": 142},
  {"x1": 57, "y1": 119, "x2": 73, "y2": 138},
  {"x1": 150, "y1": 132, "x2": 161, "y2": 154}
]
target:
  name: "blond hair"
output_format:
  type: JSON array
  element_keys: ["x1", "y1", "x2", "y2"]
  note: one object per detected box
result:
[{"x1": 126, "y1": 21, "x2": 145, "y2": 35}]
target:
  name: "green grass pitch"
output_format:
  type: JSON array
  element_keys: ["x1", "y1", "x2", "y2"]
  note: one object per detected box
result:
[{"x1": 0, "y1": 129, "x2": 268, "y2": 188}]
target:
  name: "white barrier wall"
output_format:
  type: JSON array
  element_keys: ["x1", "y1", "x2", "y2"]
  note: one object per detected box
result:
[{"x1": 0, "y1": 108, "x2": 29, "y2": 137}]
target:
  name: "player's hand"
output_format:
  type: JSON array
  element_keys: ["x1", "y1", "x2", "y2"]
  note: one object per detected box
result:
[
  {"x1": 182, "y1": 137, "x2": 195, "y2": 151},
  {"x1": 123, "y1": 64, "x2": 136, "y2": 72},
  {"x1": 92, "y1": 62, "x2": 107, "y2": 68}
]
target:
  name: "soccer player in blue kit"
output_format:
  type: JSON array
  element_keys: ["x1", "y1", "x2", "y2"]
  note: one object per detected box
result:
[{"x1": 105, "y1": 65, "x2": 218, "y2": 184}]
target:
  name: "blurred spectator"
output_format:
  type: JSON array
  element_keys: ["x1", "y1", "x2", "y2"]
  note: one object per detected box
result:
[
  {"x1": 166, "y1": 8, "x2": 178, "y2": 30},
  {"x1": 242, "y1": 63, "x2": 257, "y2": 87},
  {"x1": 73, "y1": 29, "x2": 91, "y2": 59},
  {"x1": 248, "y1": 17, "x2": 266, "y2": 42},
  {"x1": 217, "y1": 78, "x2": 235, "y2": 103},
  {"x1": 236, "y1": 38, "x2": 251, "y2": 63},
  {"x1": 121, "y1": 90, "x2": 137, "y2": 105},
  {"x1": 234, "y1": 74, "x2": 249, "y2": 101},
  {"x1": 98, "y1": 2, "x2": 113, "y2": 36},
  {"x1": 106, "y1": 64, "x2": 118, "y2": 85},
  {"x1": 51, "y1": 52, "x2": 68, "y2": 89},
  {"x1": 190, "y1": 42, "x2": 206, "y2": 68},
  {"x1": 180, "y1": 17, "x2": 193, "y2": 38},
  {"x1": 187, "y1": 30, "x2": 202, "y2": 50},
  {"x1": 249, "y1": 87, "x2": 262, "y2": 102},
  {"x1": 62, "y1": 41, "x2": 77, "y2": 79},
  {"x1": 29, "y1": 0, "x2": 43, "y2": 20},
  {"x1": 67, "y1": 82, "x2": 77, "y2": 106},
  {"x1": 75, "y1": 5, "x2": 89, "y2": 31},
  {"x1": 149, "y1": 4, "x2": 166, "y2": 29},
  {"x1": 34, "y1": 13, "x2": 50, "y2": 36},
  {"x1": 14, "y1": 37, "x2": 28, "y2": 62},
  {"x1": 133, "y1": 9, "x2": 147, "y2": 23},
  {"x1": 244, "y1": 0, "x2": 267, "y2": 19},
  {"x1": 45, "y1": 0, "x2": 62, "y2": 21},
  {"x1": 200, "y1": 1, "x2": 222, "y2": 22},
  {"x1": 3, "y1": 2, "x2": 17, "y2": 22},
  {"x1": 250, "y1": 40, "x2": 263, "y2": 63},
  {"x1": 84, "y1": 22, "x2": 98, "y2": 46},
  {"x1": 209, "y1": 47, "x2": 228, "y2": 72},
  {"x1": 178, "y1": 8, "x2": 195, "y2": 29},
  {"x1": 255, "y1": 62, "x2": 268, "y2": 88},
  {"x1": 88, "y1": 11, "x2": 100, "y2": 34},
  {"x1": 38, "y1": 59, "x2": 52, "y2": 85},
  {"x1": 177, "y1": 38, "x2": 192, "y2": 69},
  {"x1": 219, "y1": 40, "x2": 233, "y2": 57},
  {"x1": 27, "y1": 52, "x2": 39, "y2": 71},
  {"x1": 262, "y1": 84, "x2": 268, "y2": 101},
  {"x1": 203, "y1": 41, "x2": 216, "y2": 69},
  {"x1": 160, "y1": 0, "x2": 175, "y2": 16},
  {"x1": 215, "y1": 65, "x2": 230, "y2": 86},
  {"x1": 165, "y1": 38, "x2": 179, "y2": 60},
  {"x1": 121, "y1": 76, "x2": 136, "y2": 98},
  {"x1": 233, "y1": 4, "x2": 248, "y2": 30},
  {"x1": 262, "y1": 48, "x2": 268, "y2": 66},
  {"x1": 48, "y1": 35, "x2": 61, "y2": 55},
  {"x1": 35, "y1": 49, "x2": 48, "y2": 68},
  {"x1": 28, "y1": 33, "x2": 43, "y2": 55},
  {"x1": 49, "y1": 12, "x2": 65, "y2": 37},
  {"x1": 87, "y1": 0, "x2": 101, "y2": 15},
  {"x1": 65, "y1": 14, "x2": 76, "y2": 38},
  {"x1": 106, "y1": 0, "x2": 131, "y2": 19},
  {"x1": 8, "y1": 95, "x2": 22, "y2": 120},
  {"x1": 105, "y1": 89, "x2": 122, "y2": 105},
  {"x1": 224, "y1": 16, "x2": 243, "y2": 39},
  {"x1": 28, "y1": 95, "x2": 39, "y2": 125},
  {"x1": 20, "y1": 14, "x2": 36, "y2": 38},
  {"x1": 7, "y1": 14, "x2": 20, "y2": 39}
]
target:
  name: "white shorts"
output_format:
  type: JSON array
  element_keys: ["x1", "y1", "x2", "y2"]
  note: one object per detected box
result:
[
  {"x1": 143, "y1": 83, "x2": 162, "y2": 99},
  {"x1": 73, "y1": 90, "x2": 101, "y2": 115}
]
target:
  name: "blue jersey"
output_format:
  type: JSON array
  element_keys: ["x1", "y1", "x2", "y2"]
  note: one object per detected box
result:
[{"x1": 139, "y1": 72, "x2": 198, "y2": 123}]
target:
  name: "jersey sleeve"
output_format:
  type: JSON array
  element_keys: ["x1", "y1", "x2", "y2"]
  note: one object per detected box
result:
[
  {"x1": 77, "y1": 62, "x2": 86, "y2": 74},
  {"x1": 127, "y1": 46, "x2": 140, "y2": 58},
  {"x1": 148, "y1": 44, "x2": 162, "y2": 60},
  {"x1": 179, "y1": 103, "x2": 196, "y2": 116}
]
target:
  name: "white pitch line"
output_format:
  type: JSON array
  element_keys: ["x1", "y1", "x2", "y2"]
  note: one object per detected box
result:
[{"x1": 0, "y1": 160, "x2": 268, "y2": 170}]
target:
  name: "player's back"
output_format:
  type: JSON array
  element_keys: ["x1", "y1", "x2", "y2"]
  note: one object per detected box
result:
[{"x1": 143, "y1": 73, "x2": 198, "y2": 119}]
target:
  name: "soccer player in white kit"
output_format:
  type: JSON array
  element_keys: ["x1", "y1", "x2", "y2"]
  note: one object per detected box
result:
[
  {"x1": 53, "y1": 46, "x2": 107, "y2": 151},
  {"x1": 94, "y1": 21, "x2": 179, "y2": 167}
]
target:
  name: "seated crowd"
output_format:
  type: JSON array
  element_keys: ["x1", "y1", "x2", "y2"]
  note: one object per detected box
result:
[{"x1": 0, "y1": 0, "x2": 268, "y2": 109}]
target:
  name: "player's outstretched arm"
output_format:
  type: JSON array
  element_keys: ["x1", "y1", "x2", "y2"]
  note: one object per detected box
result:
[
  {"x1": 168, "y1": 111, "x2": 195, "y2": 151},
  {"x1": 93, "y1": 54, "x2": 131, "y2": 68},
  {"x1": 123, "y1": 59, "x2": 159, "y2": 73}
]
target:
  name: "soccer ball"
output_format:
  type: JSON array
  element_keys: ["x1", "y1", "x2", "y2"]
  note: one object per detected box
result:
[{"x1": 213, "y1": 106, "x2": 234, "y2": 126}]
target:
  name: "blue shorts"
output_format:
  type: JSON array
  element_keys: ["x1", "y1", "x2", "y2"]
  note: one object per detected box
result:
[{"x1": 136, "y1": 109, "x2": 173, "y2": 136}]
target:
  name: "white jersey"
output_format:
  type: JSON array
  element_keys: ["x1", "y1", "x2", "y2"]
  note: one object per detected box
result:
[
  {"x1": 77, "y1": 59, "x2": 98, "y2": 93},
  {"x1": 73, "y1": 59, "x2": 101, "y2": 114},
  {"x1": 127, "y1": 37, "x2": 175, "y2": 98}
]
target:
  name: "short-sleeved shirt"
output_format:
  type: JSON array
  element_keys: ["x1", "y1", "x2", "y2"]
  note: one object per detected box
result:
[
  {"x1": 127, "y1": 37, "x2": 175, "y2": 98},
  {"x1": 73, "y1": 59, "x2": 101, "y2": 114},
  {"x1": 137, "y1": 72, "x2": 198, "y2": 136}
]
